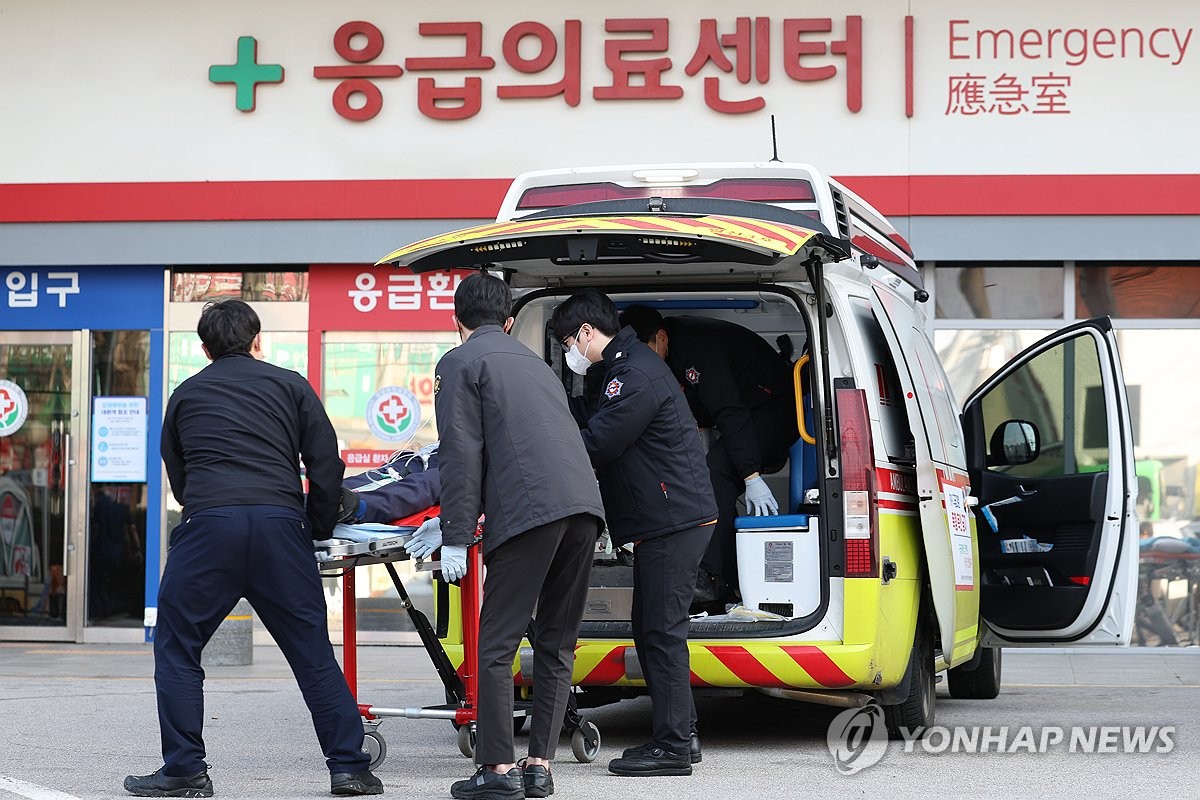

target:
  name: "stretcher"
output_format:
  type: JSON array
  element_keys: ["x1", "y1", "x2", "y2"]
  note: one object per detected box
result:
[{"x1": 314, "y1": 511, "x2": 602, "y2": 769}]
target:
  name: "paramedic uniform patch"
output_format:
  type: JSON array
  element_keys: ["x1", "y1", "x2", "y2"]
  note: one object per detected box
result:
[
  {"x1": 605, "y1": 379, "x2": 623, "y2": 398},
  {"x1": 685, "y1": 367, "x2": 701, "y2": 385}
]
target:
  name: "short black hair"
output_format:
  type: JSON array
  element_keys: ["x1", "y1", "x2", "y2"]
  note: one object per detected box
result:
[
  {"x1": 618, "y1": 305, "x2": 665, "y2": 343},
  {"x1": 197, "y1": 299, "x2": 260, "y2": 358},
  {"x1": 550, "y1": 290, "x2": 620, "y2": 342},
  {"x1": 454, "y1": 272, "x2": 512, "y2": 330}
]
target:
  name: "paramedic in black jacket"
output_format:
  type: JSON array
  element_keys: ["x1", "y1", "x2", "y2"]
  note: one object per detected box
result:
[
  {"x1": 550, "y1": 290, "x2": 718, "y2": 778},
  {"x1": 621, "y1": 306, "x2": 799, "y2": 609},
  {"x1": 434, "y1": 273, "x2": 605, "y2": 800},
  {"x1": 126, "y1": 299, "x2": 382, "y2": 798}
]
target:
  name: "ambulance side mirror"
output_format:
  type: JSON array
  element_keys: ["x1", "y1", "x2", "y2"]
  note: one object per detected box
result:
[{"x1": 988, "y1": 419, "x2": 1040, "y2": 466}]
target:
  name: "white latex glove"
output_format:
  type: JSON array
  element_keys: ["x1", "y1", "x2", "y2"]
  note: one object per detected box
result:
[
  {"x1": 403, "y1": 517, "x2": 443, "y2": 560},
  {"x1": 439, "y1": 545, "x2": 468, "y2": 582},
  {"x1": 744, "y1": 475, "x2": 780, "y2": 516}
]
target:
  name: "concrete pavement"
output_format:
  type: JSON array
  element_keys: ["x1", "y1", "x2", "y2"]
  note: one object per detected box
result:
[{"x1": 0, "y1": 642, "x2": 1196, "y2": 800}]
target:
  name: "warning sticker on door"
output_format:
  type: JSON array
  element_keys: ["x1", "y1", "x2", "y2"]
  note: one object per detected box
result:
[{"x1": 944, "y1": 483, "x2": 974, "y2": 590}]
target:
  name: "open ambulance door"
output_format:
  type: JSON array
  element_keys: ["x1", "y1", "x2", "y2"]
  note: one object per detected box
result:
[
  {"x1": 870, "y1": 285, "x2": 979, "y2": 668},
  {"x1": 961, "y1": 318, "x2": 1137, "y2": 646},
  {"x1": 375, "y1": 209, "x2": 850, "y2": 288}
]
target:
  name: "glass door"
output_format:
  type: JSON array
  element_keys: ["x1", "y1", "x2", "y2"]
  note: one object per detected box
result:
[{"x1": 0, "y1": 331, "x2": 86, "y2": 640}]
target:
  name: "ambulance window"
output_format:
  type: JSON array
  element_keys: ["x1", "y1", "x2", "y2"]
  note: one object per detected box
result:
[
  {"x1": 516, "y1": 178, "x2": 816, "y2": 210},
  {"x1": 977, "y1": 333, "x2": 1107, "y2": 478},
  {"x1": 908, "y1": 329, "x2": 965, "y2": 462},
  {"x1": 850, "y1": 299, "x2": 913, "y2": 463}
]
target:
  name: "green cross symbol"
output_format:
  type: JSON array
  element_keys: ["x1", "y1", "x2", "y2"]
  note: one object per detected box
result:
[{"x1": 209, "y1": 36, "x2": 284, "y2": 112}]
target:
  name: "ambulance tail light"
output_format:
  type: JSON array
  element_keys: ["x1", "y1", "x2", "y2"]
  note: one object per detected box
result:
[{"x1": 837, "y1": 387, "x2": 878, "y2": 579}]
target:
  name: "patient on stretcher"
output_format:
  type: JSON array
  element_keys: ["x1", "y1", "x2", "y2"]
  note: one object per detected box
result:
[{"x1": 314, "y1": 444, "x2": 443, "y2": 561}]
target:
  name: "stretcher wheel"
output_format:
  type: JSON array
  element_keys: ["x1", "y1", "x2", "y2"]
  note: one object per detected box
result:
[
  {"x1": 362, "y1": 729, "x2": 387, "y2": 771},
  {"x1": 570, "y1": 720, "x2": 601, "y2": 763},
  {"x1": 457, "y1": 723, "x2": 477, "y2": 759}
]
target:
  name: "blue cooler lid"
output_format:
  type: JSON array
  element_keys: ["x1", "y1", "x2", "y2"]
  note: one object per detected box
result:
[{"x1": 735, "y1": 514, "x2": 809, "y2": 529}]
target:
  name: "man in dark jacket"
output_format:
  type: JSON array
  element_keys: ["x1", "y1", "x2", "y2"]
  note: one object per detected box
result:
[
  {"x1": 620, "y1": 306, "x2": 799, "y2": 609},
  {"x1": 433, "y1": 273, "x2": 605, "y2": 800},
  {"x1": 550, "y1": 290, "x2": 717, "y2": 778},
  {"x1": 126, "y1": 299, "x2": 382, "y2": 798}
]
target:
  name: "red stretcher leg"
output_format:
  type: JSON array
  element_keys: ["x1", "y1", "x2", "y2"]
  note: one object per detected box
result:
[
  {"x1": 342, "y1": 567, "x2": 374, "y2": 719},
  {"x1": 455, "y1": 543, "x2": 484, "y2": 726}
]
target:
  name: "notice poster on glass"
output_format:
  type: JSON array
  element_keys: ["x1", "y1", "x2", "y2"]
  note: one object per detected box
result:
[{"x1": 92, "y1": 397, "x2": 148, "y2": 482}]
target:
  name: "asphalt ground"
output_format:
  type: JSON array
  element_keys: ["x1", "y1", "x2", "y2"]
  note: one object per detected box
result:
[{"x1": 0, "y1": 643, "x2": 1196, "y2": 800}]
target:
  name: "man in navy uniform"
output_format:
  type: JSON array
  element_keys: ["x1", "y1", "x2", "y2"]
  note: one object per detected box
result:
[
  {"x1": 551, "y1": 290, "x2": 717, "y2": 777},
  {"x1": 125, "y1": 299, "x2": 382, "y2": 797}
]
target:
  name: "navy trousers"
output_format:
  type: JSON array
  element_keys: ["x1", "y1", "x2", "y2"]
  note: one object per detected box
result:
[
  {"x1": 154, "y1": 505, "x2": 368, "y2": 777},
  {"x1": 631, "y1": 524, "x2": 712, "y2": 754}
]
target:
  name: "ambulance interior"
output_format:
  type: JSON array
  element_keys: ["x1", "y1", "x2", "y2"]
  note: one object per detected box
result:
[{"x1": 510, "y1": 289, "x2": 830, "y2": 639}]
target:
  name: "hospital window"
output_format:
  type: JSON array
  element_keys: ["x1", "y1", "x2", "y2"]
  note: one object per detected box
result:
[
  {"x1": 1076, "y1": 264, "x2": 1200, "y2": 319},
  {"x1": 169, "y1": 269, "x2": 310, "y2": 302},
  {"x1": 935, "y1": 264, "x2": 1064, "y2": 319}
]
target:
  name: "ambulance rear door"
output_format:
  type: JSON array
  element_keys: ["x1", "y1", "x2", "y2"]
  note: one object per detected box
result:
[{"x1": 869, "y1": 282, "x2": 979, "y2": 668}]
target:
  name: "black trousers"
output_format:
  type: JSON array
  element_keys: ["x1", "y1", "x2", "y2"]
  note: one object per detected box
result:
[
  {"x1": 154, "y1": 505, "x2": 367, "y2": 777},
  {"x1": 701, "y1": 396, "x2": 799, "y2": 592},
  {"x1": 632, "y1": 524, "x2": 711, "y2": 754},
  {"x1": 475, "y1": 513, "x2": 598, "y2": 765}
]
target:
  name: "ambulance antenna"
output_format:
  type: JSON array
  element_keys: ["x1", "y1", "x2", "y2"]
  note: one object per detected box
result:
[{"x1": 769, "y1": 115, "x2": 782, "y2": 162}]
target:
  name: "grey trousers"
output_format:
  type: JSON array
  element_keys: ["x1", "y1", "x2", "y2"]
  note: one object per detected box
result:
[{"x1": 474, "y1": 513, "x2": 598, "y2": 765}]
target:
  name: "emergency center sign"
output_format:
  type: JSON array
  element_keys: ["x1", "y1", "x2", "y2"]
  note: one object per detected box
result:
[
  {"x1": 1, "y1": 0, "x2": 1197, "y2": 185},
  {"x1": 309, "y1": 264, "x2": 472, "y2": 332}
]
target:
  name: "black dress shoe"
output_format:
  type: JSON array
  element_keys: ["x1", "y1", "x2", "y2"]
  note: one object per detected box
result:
[
  {"x1": 123, "y1": 767, "x2": 213, "y2": 798},
  {"x1": 450, "y1": 766, "x2": 524, "y2": 800},
  {"x1": 609, "y1": 746, "x2": 692, "y2": 776},
  {"x1": 621, "y1": 738, "x2": 701, "y2": 765},
  {"x1": 330, "y1": 770, "x2": 384, "y2": 795},
  {"x1": 519, "y1": 760, "x2": 554, "y2": 798}
]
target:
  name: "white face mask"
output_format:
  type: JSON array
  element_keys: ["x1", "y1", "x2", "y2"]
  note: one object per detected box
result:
[{"x1": 564, "y1": 326, "x2": 592, "y2": 375}]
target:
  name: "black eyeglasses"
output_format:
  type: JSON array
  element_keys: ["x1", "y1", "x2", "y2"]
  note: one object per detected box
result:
[{"x1": 560, "y1": 325, "x2": 585, "y2": 352}]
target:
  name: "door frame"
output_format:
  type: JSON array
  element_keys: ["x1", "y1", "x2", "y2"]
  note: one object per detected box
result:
[{"x1": 0, "y1": 329, "x2": 90, "y2": 642}]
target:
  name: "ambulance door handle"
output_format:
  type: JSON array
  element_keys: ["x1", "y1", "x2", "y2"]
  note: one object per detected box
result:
[
  {"x1": 1017, "y1": 485, "x2": 1037, "y2": 497},
  {"x1": 62, "y1": 433, "x2": 73, "y2": 577}
]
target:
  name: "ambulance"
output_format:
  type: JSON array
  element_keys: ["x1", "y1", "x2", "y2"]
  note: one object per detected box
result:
[{"x1": 378, "y1": 162, "x2": 1138, "y2": 743}]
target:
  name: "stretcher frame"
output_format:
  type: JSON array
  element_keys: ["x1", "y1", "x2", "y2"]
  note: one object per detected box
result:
[{"x1": 317, "y1": 524, "x2": 601, "y2": 766}]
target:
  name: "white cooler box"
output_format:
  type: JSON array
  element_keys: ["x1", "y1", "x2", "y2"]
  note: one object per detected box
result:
[{"x1": 734, "y1": 514, "x2": 821, "y2": 619}]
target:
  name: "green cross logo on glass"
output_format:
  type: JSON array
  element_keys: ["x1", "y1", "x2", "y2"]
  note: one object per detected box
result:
[{"x1": 209, "y1": 36, "x2": 285, "y2": 112}]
